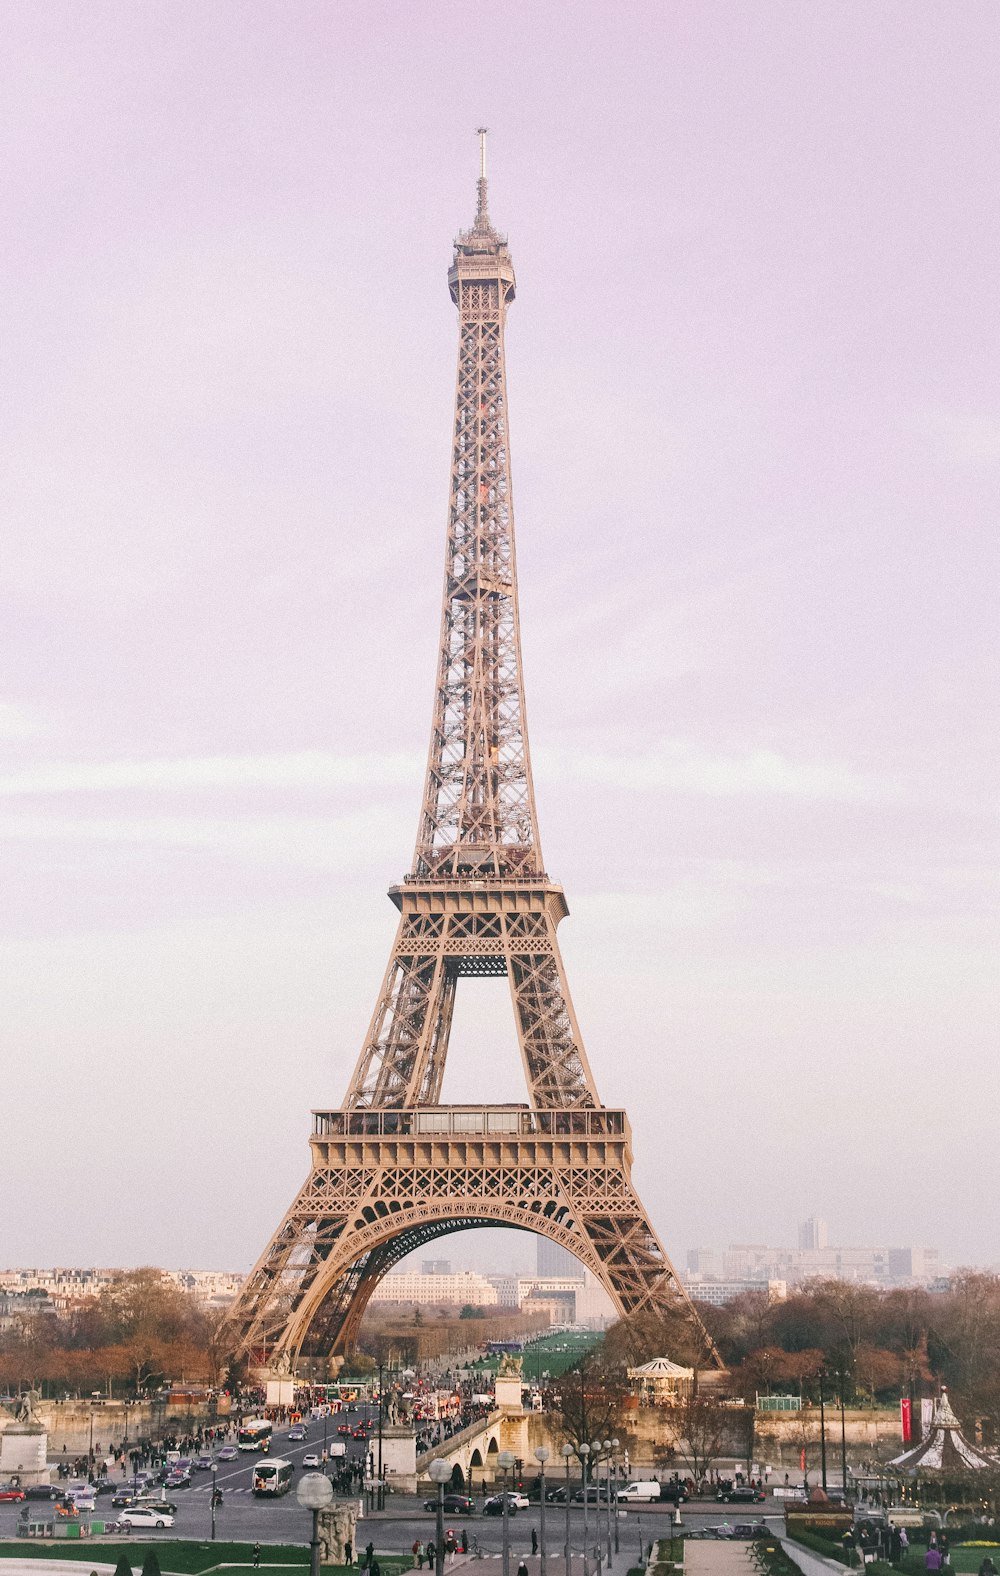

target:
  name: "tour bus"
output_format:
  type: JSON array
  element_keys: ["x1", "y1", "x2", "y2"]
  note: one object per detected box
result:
[
  {"x1": 252, "y1": 1458, "x2": 294, "y2": 1496},
  {"x1": 238, "y1": 1419, "x2": 274, "y2": 1451}
]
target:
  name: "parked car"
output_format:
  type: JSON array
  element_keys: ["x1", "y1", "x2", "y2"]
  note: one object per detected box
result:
[
  {"x1": 217, "y1": 1446, "x2": 238, "y2": 1461},
  {"x1": 716, "y1": 1485, "x2": 765, "y2": 1504},
  {"x1": 117, "y1": 1506, "x2": 175, "y2": 1529},
  {"x1": 0, "y1": 1487, "x2": 26, "y2": 1502},
  {"x1": 617, "y1": 1481, "x2": 662, "y2": 1504},
  {"x1": 483, "y1": 1495, "x2": 518, "y2": 1517},
  {"x1": 423, "y1": 1494, "x2": 475, "y2": 1515}
]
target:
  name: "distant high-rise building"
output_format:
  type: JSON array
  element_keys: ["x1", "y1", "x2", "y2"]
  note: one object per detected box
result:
[
  {"x1": 536, "y1": 1239, "x2": 582, "y2": 1278},
  {"x1": 798, "y1": 1216, "x2": 828, "y2": 1251},
  {"x1": 686, "y1": 1248, "x2": 719, "y2": 1279},
  {"x1": 888, "y1": 1247, "x2": 939, "y2": 1283},
  {"x1": 421, "y1": 1258, "x2": 451, "y2": 1276}
]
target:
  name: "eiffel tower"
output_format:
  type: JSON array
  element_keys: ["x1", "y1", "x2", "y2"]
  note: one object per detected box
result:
[{"x1": 227, "y1": 134, "x2": 716, "y2": 1377}]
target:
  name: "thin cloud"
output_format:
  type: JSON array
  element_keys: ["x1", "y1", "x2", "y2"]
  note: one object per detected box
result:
[
  {"x1": 0, "y1": 808, "x2": 410, "y2": 870},
  {"x1": 0, "y1": 742, "x2": 889, "y2": 805},
  {"x1": 0, "y1": 750, "x2": 422, "y2": 796},
  {"x1": 535, "y1": 742, "x2": 894, "y2": 804}
]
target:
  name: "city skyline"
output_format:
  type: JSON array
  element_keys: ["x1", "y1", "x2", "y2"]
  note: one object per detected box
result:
[{"x1": 2, "y1": 4, "x2": 998, "y2": 1271}]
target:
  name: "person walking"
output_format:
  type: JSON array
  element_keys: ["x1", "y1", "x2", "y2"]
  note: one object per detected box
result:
[
  {"x1": 517, "y1": 1562, "x2": 529, "y2": 1576},
  {"x1": 532, "y1": 1529, "x2": 539, "y2": 1556},
  {"x1": 425, "y1": 1541, "x2": 436, "y2": 1574},
  {"x1": 926, "y1": 1548, "x2": 942, "y2": 1574},
  {"x1": 414, "y1": 1540, "x2": 424, "y2": 1569}
]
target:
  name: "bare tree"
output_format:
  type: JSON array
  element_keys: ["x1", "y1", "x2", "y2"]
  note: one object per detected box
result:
[{"x1": 672, "y1": 1395, "x2": 727, "y2": 1485}]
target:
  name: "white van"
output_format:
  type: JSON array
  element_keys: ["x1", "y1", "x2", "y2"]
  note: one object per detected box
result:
[{"x1": 617, "y1": 1481, "x2": 661, "y2": 1503}]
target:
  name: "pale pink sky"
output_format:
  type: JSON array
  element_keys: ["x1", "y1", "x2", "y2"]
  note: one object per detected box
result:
[{"x1": 1, "y1": 3, "x2": 997, "y2": 1272}]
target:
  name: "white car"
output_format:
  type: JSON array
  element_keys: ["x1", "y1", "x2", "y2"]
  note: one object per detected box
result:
[
  {"x1": 69, "y1": 1489, "x2": 97, "y2": 1511},
  {"x1": 302, "y1": 1453, "x2": 320, "y2": 1468},
  {"x1": 118, "y1": 1506, "x2": 175, "y2": 1529},
  {"x1": 507, "y1": 1492, "x2": 530, "y2": 1510}
]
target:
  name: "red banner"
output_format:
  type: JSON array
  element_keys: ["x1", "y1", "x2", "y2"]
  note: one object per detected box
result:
[
  {"x1": 799, "y1": 1448, "x2": 806, "y2": 1470},
  {"x1": 901, "y1": 1397, "x2": 912, "y2": 1442}
]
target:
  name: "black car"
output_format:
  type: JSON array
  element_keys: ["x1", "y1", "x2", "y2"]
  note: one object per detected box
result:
[
  {"x1": 483, "y1": 1494, "x2": 517, "y2": 1517},
  {"x1": 112, "y1": 1491, "x2": 138, "y2": 1508},
  {"x1": 732, "y1": 1524, "x2": 770, "y2": 1540},
  {"x1": 546, "y1": 1485, "x2": 570, "y2": 1503},
  {"x1": 95, "y1": 1479, "x2": 119, "y2": 1496},
  {"x1": 572, "y1": 1486, "x2": 600, "y2": 1503},
  {"x1": 658, "y1": 1482, "x2": 688, "y2": 1504},
  {"x1": 423, "y1": 1493, "x2": 475, "y2": 1514},
  {"x1": 717, "y1": 1485, "x2": 765, "y2": 1504},
  {"x1": 24, "y1": 1484, "x2": 62, "y2": 1500}
]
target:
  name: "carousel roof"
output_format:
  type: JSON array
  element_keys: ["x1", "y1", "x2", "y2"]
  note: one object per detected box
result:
[
  {"x1": 889, "y1": 1388, "x2": 996, "y2": 1473},
  {"x1": 628, "y1": 1357, "x2": 694, "y2": 1379}
]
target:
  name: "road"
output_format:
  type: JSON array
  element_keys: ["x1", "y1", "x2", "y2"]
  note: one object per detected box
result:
[{"x1": 0, "y1": 1414, "x2": 787, "y2": 1556}]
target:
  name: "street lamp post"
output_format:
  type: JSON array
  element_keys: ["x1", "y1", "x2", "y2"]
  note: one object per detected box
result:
[
  {"x1": 611, "y1": 1440, "x2": 620, "y2": 1557},
  {"x1": 603, "y1": 1440, "x2": 614, "y2": 1567},
  {"x1": 429, "y1": 1458, "x2": 451, "y2": 1576},
  {"x1": 835, "y1": 1371, "x2": 848, "y2": 1498},
  {"x1": 579, "y1": 1444, "x2": 591, "y2": 1576},
  {"x1": 562, "y1": 1442, "x2": 574, "y2": 1576},
  {"x1": 377, "y1": 1362, "x2": 385, "y2": 1512},
  {"x1": 819, "y1": 1372, "x2": 828, "y2": 1494},
  {"x1": 592, "y1": 1448, "x2": 603, "y2": 1576},
  {"x1": 498, "y1": 1450, "x2": 516, "y2": 1576},
  {"x1": 535, "y1": 1446, "x2": 550, "y2": 1576},
  {"x1": 297, "y1": 1471, "x2": 334, "y2": 1576},
  {"x1": 210, "y1": 1463, "x2": 218, "y2": 1541}
]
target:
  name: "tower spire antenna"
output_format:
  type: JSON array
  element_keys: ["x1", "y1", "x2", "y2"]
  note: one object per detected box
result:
[{"x1": 475, "y1": 124, "x2": 490, "y2": 226}]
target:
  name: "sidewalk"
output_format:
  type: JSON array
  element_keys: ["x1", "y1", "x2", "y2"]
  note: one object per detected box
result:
[{"x1": 684, "y1": 1544, "x2": 759, "y2": 1576}]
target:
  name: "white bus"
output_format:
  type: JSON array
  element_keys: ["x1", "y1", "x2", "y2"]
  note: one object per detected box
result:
[
  {"x1": 253, "y1": 1458, "x2": 294, "y2": 1496},
  {"x1": 238, "y1": 1419, "x2": 274, "y2": 1451}
]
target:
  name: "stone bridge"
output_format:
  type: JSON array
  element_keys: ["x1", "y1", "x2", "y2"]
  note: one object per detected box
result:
[{"x1": 416, "y1": 1408, "x2": 528, "y2": 1490}]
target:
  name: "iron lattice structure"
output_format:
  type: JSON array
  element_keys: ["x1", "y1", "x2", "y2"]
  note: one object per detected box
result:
[{"x1": 226, "y1": 141, "x2": 718, "y2": 1374}]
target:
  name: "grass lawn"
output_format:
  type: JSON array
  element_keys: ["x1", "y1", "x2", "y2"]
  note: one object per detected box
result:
[{"x1": 0, "y1": 1542, "x2": 411, "y2": 1576}]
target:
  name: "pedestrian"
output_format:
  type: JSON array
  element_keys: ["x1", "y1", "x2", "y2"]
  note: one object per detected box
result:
[
  {"x1": 926, "y1": 1549, "x2": 942, "y2": 1574},
  {"x1": 978, "y1": 1559, "x2": 998, "y2": 1576},
  {"x1": 517, "y1": 1562, "x2": 529, "y2": 1576},
  {"x1": 532, "y1": 1529, "x2": 538, "y2": 1556},
  {"x1": 426, "y1": 1541, "x2": 436, "y2": 1573},
  {"x1": 461, "y1": 1531, "x2": 468, "y2": 1555},
  {"x1": 371, "y1": 1561, "x2": 380, "y2": 1576},
  {"x1": 900, "y1": 1529, "x2": 910, "y2": 1555},
  {"x1": 253, "y1": 1544, "x2": 261, "y2": 1570},
  {"x1": 365, "y1": 1542, "x2": 375, "y2": 1571}
]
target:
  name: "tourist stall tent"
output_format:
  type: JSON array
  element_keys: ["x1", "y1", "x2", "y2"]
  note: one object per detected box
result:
[{"x1": 889, "y1": 1389, "x2": 995, "y2": 1473}]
